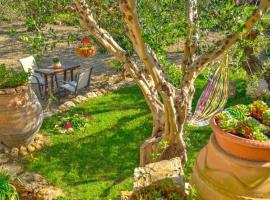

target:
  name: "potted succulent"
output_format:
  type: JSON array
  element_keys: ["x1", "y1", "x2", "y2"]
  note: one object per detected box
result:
[
  {"x1": 250, "y1": 100, "x2": 268, "y2": 120},
  {"x1": 76, "y1": 38, "x2": 96, "y2": 58},
  {"x1": 0, "y1": 64, "x2": 43, "y2": 147},
  {"x1": 211, "y1": 101, "x2": 270, "y2": 162},
  {"x1": 52, "y1": 55, "x2": 62, "y2": 69}
]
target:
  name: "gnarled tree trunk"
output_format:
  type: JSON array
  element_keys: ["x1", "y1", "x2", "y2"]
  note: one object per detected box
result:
[{"x1": 71, "y1": 0, "x2": 270, "y2": 168}]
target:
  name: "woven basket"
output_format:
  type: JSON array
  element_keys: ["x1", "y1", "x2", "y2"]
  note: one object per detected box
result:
[{"x1": 76, "y1": 46, "x2": 96, "y2": 58}]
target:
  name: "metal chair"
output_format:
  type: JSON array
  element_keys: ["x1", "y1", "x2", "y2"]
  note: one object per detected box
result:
[
  {"x1": 19, "y1": 56, "x2": 44, "y2": 97},
  {"x1": 55, "y1": 67, "x2": 93, "y2": 103}
]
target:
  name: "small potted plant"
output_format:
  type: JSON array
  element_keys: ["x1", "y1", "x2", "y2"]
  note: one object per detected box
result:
[
  {"x1": 250, "y1": 100, "x2": 268, "y2": 121},
  {"x1": 76, "y1": 37, "x2": 96, "y2": 58},
  {"x1": 52, "y1": 55, "x2": 62, "y2": 69}
]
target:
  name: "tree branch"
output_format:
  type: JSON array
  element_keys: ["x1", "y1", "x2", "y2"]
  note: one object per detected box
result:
[
  {"x1": 119, "y1": 0, "x2": 174, "y2": 92},
  {"x1": 190, "y1": 0, "x2": 270, "y2": 76},
  {"x1": 72, "y1": 0, "x2": 164, "y2": 117},
  {"x1": 182, "y1": 0, "x2": 199, "y2": 68}
]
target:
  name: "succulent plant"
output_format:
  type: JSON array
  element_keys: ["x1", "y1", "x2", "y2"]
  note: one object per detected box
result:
[
  {"x1": 263, "y1": 109, "x2": 270, "y2": 123},
  {"x1": 253, "y1": 132, "x2": 268, "y2": 142},
  {"x1": 236, "y1": 122, "x2": 253, "y2": 139},
  {"x1": 250, "y1": 100, "x2": 269, "y2": 120},
  {"x1": 217, "y1": 113, "x2": 239, "y2": 134},
  {"x1": 216, "y1": 101, "x2": 270, "y2": 142},
  {"x1": 226, "y1": 104, "x2": 250, "y2": 120}
]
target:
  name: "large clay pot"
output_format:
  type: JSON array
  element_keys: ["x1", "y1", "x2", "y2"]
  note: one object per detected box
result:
[
  {"x1": 0, "y1": 85, "x2": 43, "y2": 147},
  {"x1": 192, "y1": 135, "x2": 270, "y2": 200},
  {"x1": 210, "y1": 118, "x2": 270, "y2": 162}
]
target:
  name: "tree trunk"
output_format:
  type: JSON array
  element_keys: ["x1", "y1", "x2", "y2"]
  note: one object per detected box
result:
[
  {"x1": 242, "y1": 30, "x2": 263, "y2": 75},
  {"x1": 241, "y1": 30, "x2": 270, "y2": 89},
  {"x1": 72, "y1": 0, "x2": 270, "y2": 169}
]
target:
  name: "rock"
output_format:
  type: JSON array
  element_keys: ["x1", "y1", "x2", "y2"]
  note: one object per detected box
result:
[
  {"x1": 58, "y1": 104, "x2": 67, "y2": 112},
  {"x1": 36, "y1": 187, "x2": 65, "y2": 200},
  {"x1": 0, "y1": 90, "x2": 6, "y2": 95},
  {"x1": 43, "y1": 111, "x2": 55, "y2": 119},
  {"x1": 121, "y1": 191, "x2": 132, "y2": 200},
  {"x1": 56, "y1": 127, "x2": 67, "y2": 134},
  {"x1": 4, "y1": 88, "x2": 17, "y2": 95},
  {"x1": 35, "y1": 134, "x2": 44, "y2": 141},
  {"x1": 99, "y1": 89, "x2": 107, "y2": 94},
  {"x1": 10, "y1": 148, "x2": 19, "y2": 158},
  {"x1": 80, "y1": 95, "x2": 88, "y2": 101},
  {"x1": 19, "y1": 148, "x2": 28, "y2": 156},
  {"x1": 27, "y1": 145, "x2": 36, "y2": 153},
  {"x1": 95, "y1": 91, "x2": 103, "y2": 96},
  {"x1": 0, "y1": 143, "x2": 6, "y2": 153},
  {"x1": 0, "y1": 153, "x2": 10, "y2": 164},
  {"x1": 14, "y1": 172, "x2": 65, "y2": 200},
  {"x1": 4, "y1": 147, "x2": 10, "y2": 154},
  {"x1": 85, "y1": 92, "x2": 97, "y2": 98},
  {"x1": 110, "y1": 85, "x2": 119, "y2": 91},
  {"x1": 15, "y1": 86, "x2": 23, "y2": 93},
  {"x1": 228, "y1": 81, "x2": 237, "y2": 98},
  {"x1": 74, "y1": 95, "x2": 87, "y2": 103},
  {"x1": 2, "y1": 163, "x2": 25, "y2": 178},
  {"x1": 246, "y1": 79, "x2": 270, "y2": 99},
  {"x1": 67, "y1": 128, "x2": 75, "y2": 134},
  {"x1": 124, "y1": 158, "x2": 185, "y2": 199},
  {"x1": 59, "y1": 101, "x2": 76, "y2": 112},
  {"x1": 32, "y1": 143, "x2": 42, "y2": 150},
  {"x1": 133, "y1": 157, "x2": 184, "y2": 190}
]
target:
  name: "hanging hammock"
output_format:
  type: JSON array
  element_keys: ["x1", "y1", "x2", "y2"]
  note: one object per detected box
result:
[{"x1": 190, "y1": 55, "x2": 229, "y2": 126}]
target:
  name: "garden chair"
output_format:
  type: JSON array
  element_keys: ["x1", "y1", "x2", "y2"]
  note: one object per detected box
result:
[
  {"x1": 19, "y1": 56, "x2": 44, "y2": 97},
  {"x1": 55, "y1": 67, "x2": 93, "y2": 104}
]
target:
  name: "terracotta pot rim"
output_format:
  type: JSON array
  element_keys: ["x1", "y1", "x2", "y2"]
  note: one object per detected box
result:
[
  {"x1": 0, "y1": 84, "x2": 30, "y2": 96},
  {"x1": 210, "y1": 117, "x2": 270, "y2": 148}
]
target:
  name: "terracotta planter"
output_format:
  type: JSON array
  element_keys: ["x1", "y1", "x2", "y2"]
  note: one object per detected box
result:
[
  {"x1": 192, "y1": 135, "x2": 270, "y2": 200},
  {"x1": 0, "y1": 85, "x2": 43, "y2": 147},
  {"x1": 76, "y1": 46, "x2": 96, "y2": 58},
  {"x1": 53, "y1": 62, "x2": 62, "y2": 70},
  {"x1": 210, "y1": 118, "x2": 270, "y2": 161}
]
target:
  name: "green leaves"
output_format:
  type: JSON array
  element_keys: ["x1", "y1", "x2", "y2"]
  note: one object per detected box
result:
[
  {"x1": 0, "y1": 64, "x2": 30, "y2": 89},
  {"x1": 0, "y1": 170, "x2": 19, "y2": 200}
]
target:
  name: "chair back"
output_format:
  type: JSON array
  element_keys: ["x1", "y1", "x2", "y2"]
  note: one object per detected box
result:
[
  {"x1": 76, "y1": 67, "x2": 93, "y2": 90},
  {"x1": 19, "y1": 56, "x2": 42, "y2": 84},
  {"x1": 19, "y1": 56, "x2": 38, "y2": 73}
]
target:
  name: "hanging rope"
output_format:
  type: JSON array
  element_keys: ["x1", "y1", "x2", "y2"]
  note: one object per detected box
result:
[{"x1": 190, "y1": 54, "x2": 229, "y2": 126}]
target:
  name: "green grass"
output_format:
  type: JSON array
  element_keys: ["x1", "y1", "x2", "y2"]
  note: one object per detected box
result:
[{"x1": 24, "y1": 72, "x2": 254, "y2": 200}]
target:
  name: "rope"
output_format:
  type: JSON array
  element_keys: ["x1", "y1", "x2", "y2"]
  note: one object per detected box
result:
[{"x1": 190, "y1": 55, "x2": 229, "y2": 126}]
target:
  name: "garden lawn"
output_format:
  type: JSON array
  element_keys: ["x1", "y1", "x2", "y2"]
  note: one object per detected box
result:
[{"x1": 24, "y1": 72, "x2": 254, "y2": 200}]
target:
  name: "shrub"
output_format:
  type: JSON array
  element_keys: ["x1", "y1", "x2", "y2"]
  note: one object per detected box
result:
[
  {"x1": 0, "y1": 170, "x2": 19, "y2": 200},
  {"x1": 0, "y1": 64, "x2": 30, "y2": 89}
]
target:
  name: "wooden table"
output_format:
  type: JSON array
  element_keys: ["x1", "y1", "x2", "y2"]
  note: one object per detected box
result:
[{"x1": 34, "y1": 63, "x2": 80, "y2": 95}]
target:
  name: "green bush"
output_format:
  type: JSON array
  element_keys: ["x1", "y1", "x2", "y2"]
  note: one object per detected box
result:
[
  {"x1": 0, "y1": 64, "x2": 30, "y2": 89},
  {"x1": 0, "y1": 170, "x2": 19, "y2": 200}
]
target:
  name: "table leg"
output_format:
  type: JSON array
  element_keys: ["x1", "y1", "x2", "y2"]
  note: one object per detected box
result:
[
  {"x1": 44, "y1": 75, "x2": 48, "y2": 95},
  {"x1": 71, "y1": 69, "x2": 74, "y2": 81},
  {"x1": 64, "y1": 71, "x2": 67, "y2": 81},
  {"x1": 50, "y1": 75, "x2": 54, "y2": 92}
]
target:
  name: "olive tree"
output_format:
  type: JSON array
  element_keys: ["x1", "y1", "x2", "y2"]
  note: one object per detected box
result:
[{"x1": 70, "y1": 0, "x2": 270, "y2": 166}]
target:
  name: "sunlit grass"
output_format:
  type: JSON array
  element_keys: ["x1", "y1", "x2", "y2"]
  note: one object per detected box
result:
[{"x1": 24, "y1": 71, "x2": 252, "y2": 199}]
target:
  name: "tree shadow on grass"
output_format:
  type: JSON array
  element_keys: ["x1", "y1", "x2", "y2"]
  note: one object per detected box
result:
[{"x1": 25, "y1": 86, "x2": 152, "y2": 199}]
